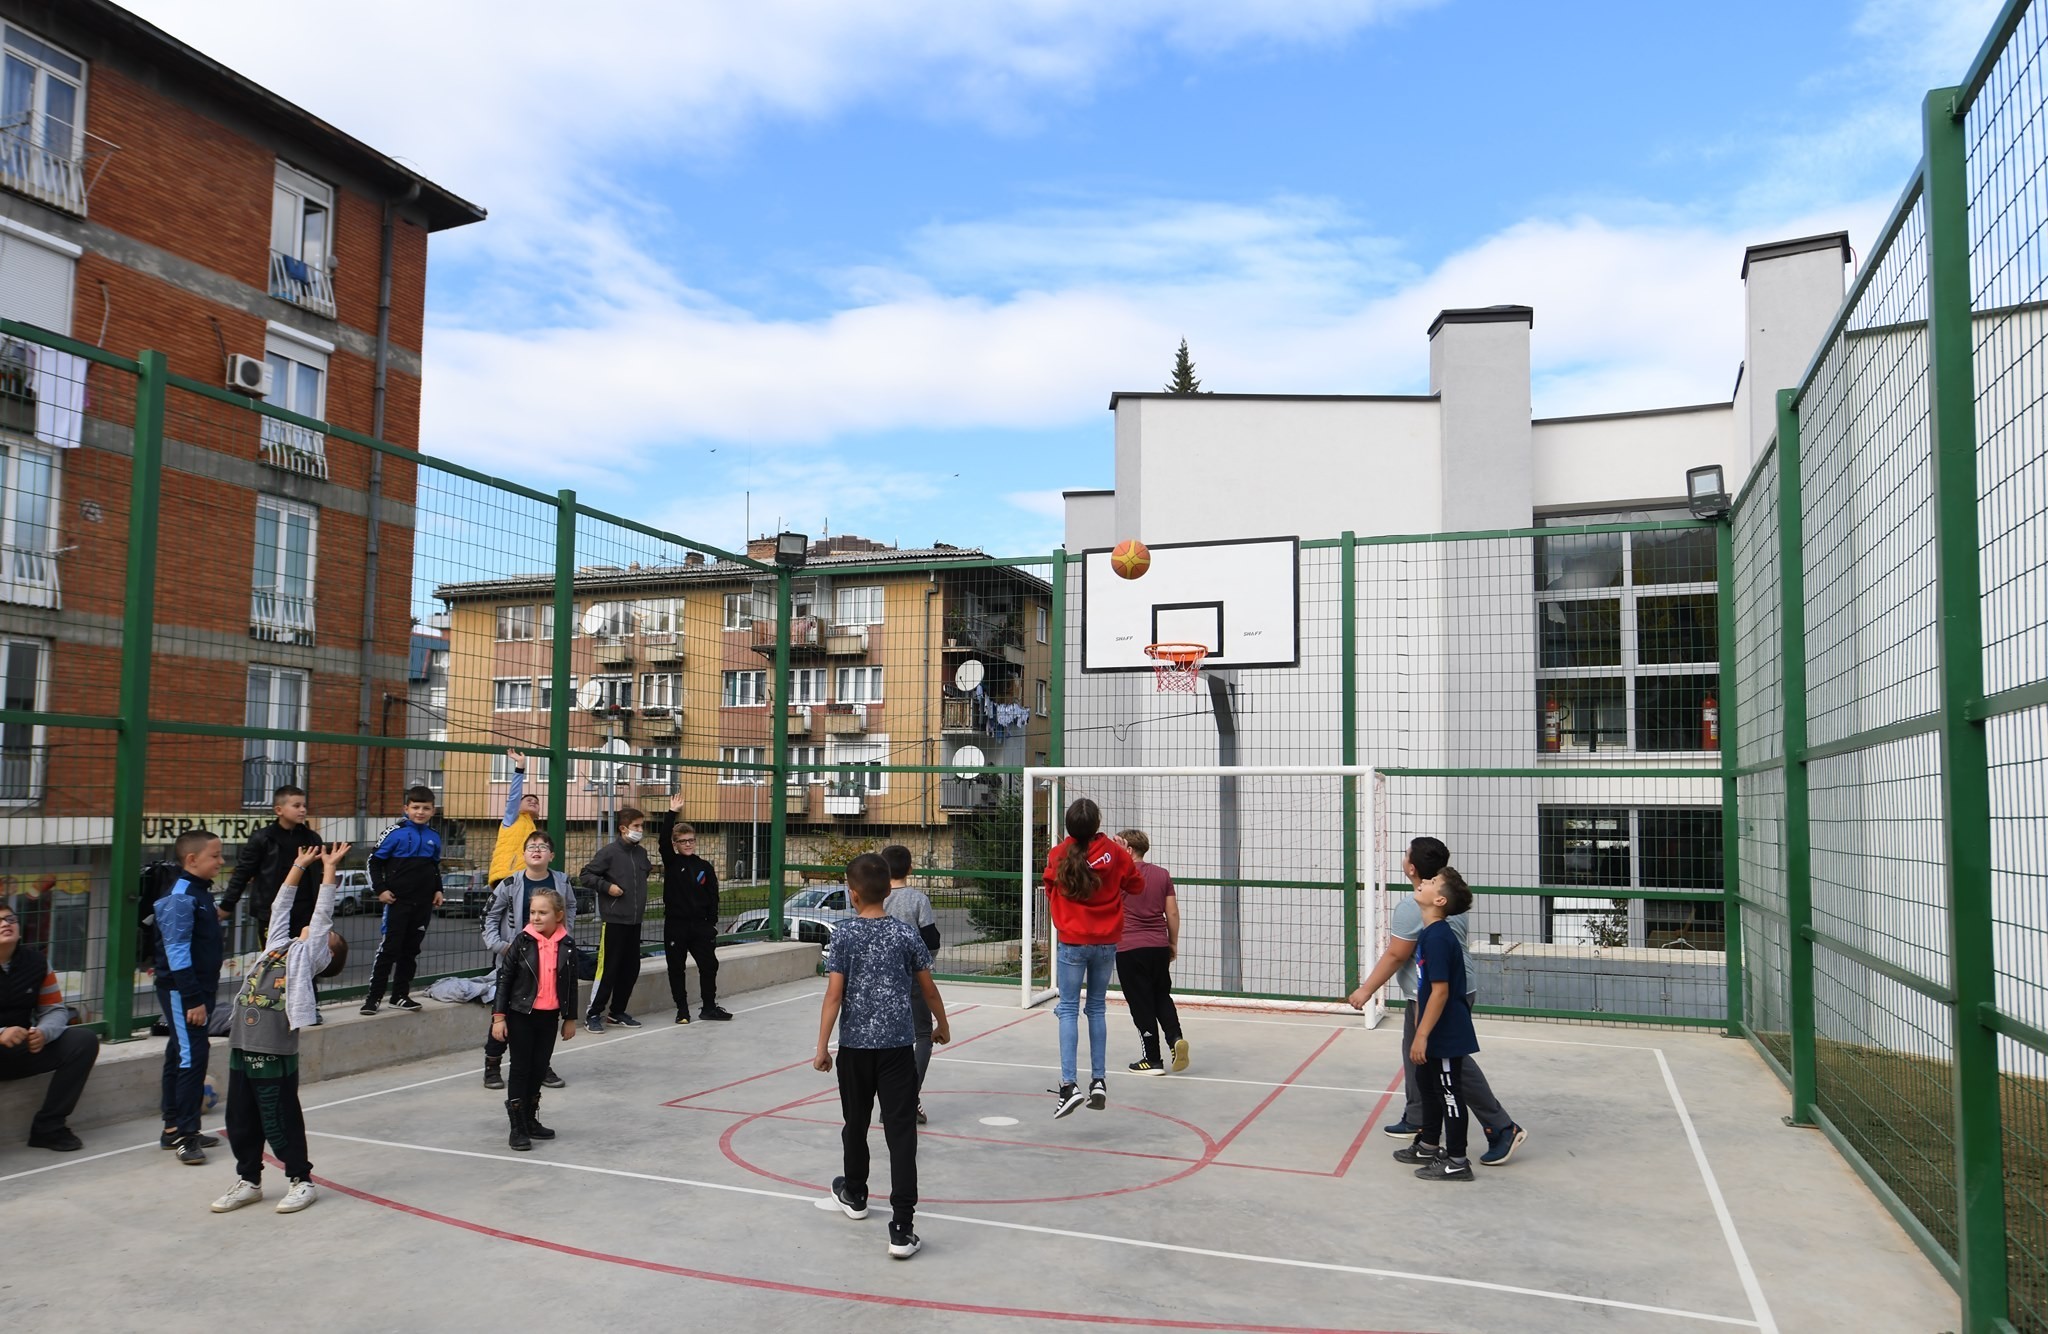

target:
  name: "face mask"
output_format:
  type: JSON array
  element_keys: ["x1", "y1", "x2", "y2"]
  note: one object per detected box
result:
[{"x1": 624, "y1": 829, "x2": 643, "y2": 843}]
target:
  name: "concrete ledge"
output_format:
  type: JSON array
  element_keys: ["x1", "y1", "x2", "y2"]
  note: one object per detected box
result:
[{"x1": 2, "y1": 942, "x2": 820, "y2": 1135}]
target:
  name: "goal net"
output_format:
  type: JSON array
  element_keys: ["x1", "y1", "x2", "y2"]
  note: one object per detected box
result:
[{"x1": 1018, "y1": 765, "x2": 1387, "y2": 1025}]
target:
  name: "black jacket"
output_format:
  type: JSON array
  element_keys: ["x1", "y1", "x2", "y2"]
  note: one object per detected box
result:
[
  {"x1": 220, "y1": 820, "x2": 325, "y2": 926},
  {"x1": 658, "y1": 815, "x2": 720, "y2": 922},
  {"x1": 579, "y1": 837, "x2": 652, "y2": 926},
  {"x1": 492, "y1": 929, "x2": 582, "y2": 1017},
  {"x1": 0, "y1": 944, "x2": 48, "y2": 1029}
]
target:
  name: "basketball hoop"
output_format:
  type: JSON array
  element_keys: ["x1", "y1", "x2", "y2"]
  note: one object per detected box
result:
[{"x1": 1144, "y1": 642, "x2": 1209, "y2": 693}]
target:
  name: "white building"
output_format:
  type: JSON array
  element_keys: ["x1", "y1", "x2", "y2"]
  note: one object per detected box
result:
[{"x1": 1059, "y1": 232, "x2": 1851, "y2": 1013}]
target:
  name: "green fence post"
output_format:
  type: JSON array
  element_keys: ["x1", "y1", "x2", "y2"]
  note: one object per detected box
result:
[
  {"x1": 1775, "y1": 387, "x2": 1818, "y2": 1124},
  {"x1": 1340, "y1": 531, "x2": 1360, "y2": 992},
  {"x1": 766, "y1": 565, "x2": 792, "y2": 938},
  {"x1": 1717, "y1": 518, "x2": 1743, "y2": 1036},
  {"x1": 548, "y1": 491, "x2": 575, "y2": 852},
  {"x1": 104, "y1": 348, "x2": 167, "y2": 1038},
  {"x1": 1923, "y1": 83, "x2": 2009, "y2": 1332}
]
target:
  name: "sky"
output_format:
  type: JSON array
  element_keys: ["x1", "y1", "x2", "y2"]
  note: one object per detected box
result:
[{"x1": 130, "y1": 0, "x2": 2001, "y2": 557}]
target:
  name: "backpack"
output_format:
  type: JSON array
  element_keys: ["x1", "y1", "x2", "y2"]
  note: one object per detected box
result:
[{"x1": 136, "y1": 861, "x2": 179, "y2": 967}]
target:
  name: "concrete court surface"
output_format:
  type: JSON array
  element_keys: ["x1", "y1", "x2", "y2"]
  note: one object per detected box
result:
[{"x1": 0, "y1": 980, "x2": 1957, "y2": 1334}]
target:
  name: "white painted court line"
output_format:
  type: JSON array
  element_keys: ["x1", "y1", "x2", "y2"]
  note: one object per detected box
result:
[
  {"x1": 0, "y1": 986, "x2": 827, "y2": 1187},
  {"x1": 934, "y1": 1054, "x2": 1385, "y2": 1097},
  {"x1": 1656, "y1": 1048, "x2": 1779, "y2": 1334},
  {"x1": 304, "y1": 1129, "x2": 1760, "y2": 1329}
]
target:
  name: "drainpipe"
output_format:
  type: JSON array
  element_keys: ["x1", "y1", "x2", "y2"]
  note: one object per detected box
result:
[
  {"x1": 924, "y1": 576, "x2": 938, "y2": 866},
  {"x1": 355, "y1": 182, "x2": 419, "y2": 841}
]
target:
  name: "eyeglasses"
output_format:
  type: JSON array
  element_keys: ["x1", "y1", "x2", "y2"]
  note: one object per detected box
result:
[{"x1": 0, "y1": 915, "x2": 17, "y2": 926}]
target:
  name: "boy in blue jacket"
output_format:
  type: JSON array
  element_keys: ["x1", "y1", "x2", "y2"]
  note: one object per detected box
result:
[
  {"x1": 360, "y1": 786, "x2": 444, "y2": 1015},
  {"x1": 155, "y1": 829, "x2": 226, "y2": 1165}
]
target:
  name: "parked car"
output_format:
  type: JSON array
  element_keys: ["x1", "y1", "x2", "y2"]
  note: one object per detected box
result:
[
  {"x1": 727, "y1": 885, "x2": 853, "y2": 945},
  {"x1": 330, "y1": 870, "x2": 377, "y2": 916},
  {"x1": 438, "y1": 869, "x2": 494, "y2": 918}
]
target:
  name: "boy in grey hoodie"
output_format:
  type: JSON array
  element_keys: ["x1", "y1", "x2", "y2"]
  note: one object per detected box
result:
[
  {"x1": 578, "y1": 808, "x2": 652, "y2": 1031},
  {"x1": 211, "y1": 842, "x2": 349, "y2": 1216}
]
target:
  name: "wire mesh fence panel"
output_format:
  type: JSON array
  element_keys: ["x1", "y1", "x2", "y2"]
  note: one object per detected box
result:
[{"x1": 6, "y1": 725, "x2": 122, "y2": 1026}]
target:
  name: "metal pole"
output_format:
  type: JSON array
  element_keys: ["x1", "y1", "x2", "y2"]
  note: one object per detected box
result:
[
  {"x1": 1021, "y1": 765, "x2": 1036, "y2": 1008},
  {"x1": 547, "y1": 491, "x2": 574, "y2": 854},
  {"x1": 1340, "y1": 530, "x2": 1360, "y2": 993},
  {"x1": 105, "y1": 348, "x2": 167, "y2": 1038},
  {"x1": 1923, "y1": 83, "x2": 2008, "y2": 1332},
  {"x1": 1716, "y1": 518, "x2": 1743, "y2": 1036},
  {"x1": 766, "y1": 566, "x2": 793, "y2": 938},
  {"x1": 1048, "y1": 552, "x2": 1067, "y2": 769},
  {"x1": 1774, "y1": 387, "x2": 1818, "y2": 1124}
]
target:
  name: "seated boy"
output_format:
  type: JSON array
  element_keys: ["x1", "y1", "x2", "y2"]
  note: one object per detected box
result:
[
  {"x1": 1393, "y1": 867, "x2": 1480, "y2": 1182},
  {"x1": 814, "y1": 853, "x2": 951, "y2": 1260}
]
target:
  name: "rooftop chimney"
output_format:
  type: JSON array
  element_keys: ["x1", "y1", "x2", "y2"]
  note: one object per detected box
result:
[
  {"x1": 1427, "y1": 305, "x2": 1534, "y2": 530},
  {"x1": 1738, "y1": 232, "x2": 1850, "y2": 467}
]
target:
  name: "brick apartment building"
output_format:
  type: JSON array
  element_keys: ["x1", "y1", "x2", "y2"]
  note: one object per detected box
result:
[
  {"x1": 435, "y1": 537, "x2": 1054, "y2": 878},
  {"x1": 0, "y1": 0, "x2": 480, "y2": 982}
]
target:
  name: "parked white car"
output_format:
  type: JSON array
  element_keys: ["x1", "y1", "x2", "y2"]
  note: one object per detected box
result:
[{"x1": 728, "y1": 886, "x2": 853, "y2": 945}]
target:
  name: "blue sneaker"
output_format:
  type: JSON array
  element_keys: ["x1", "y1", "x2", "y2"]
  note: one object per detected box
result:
[
  {"x1": 1480, "y1": 1123, "x2": 1527, "y2": 1166},
  {"x1": 1380, "y1": 1118, "x2": 1423, "y2": 1139}
]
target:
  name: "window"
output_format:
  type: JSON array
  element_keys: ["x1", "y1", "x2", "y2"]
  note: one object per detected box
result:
[
  {"x1": 638, "y1": 746, "x2": 678, "y2": 791},
  {"x1": 1036, "y1": 678, "x2": 1049, "y2": 717},
  {"x1": 787, "y1": 743, "x2": 825, "y2": 781},
  {"x1": 1535, "y1": 513, "x2": 1717, "y2": 753},
  {"x1": 835, "y1": 665, "x2": 883, "y2": 703},
  {"x1": 0, "y1": 24, "x2": 86, "y2": 215},
  {"x1": 831, "y1": 739, "x2": 888, "y2": 793},
  {"x1": 835, "y1": 585, "x2": 884, "y2": 626},
  {"x1": 640, "y1": 672, "x2": 681, "y2": 710},
  {"x1": 260, "y1": 335, "x2": 328, "y2": 477},
  {"x1": 492, "y1": 678, "x2": 533, "y2": 712},
  {"x1": 250, "y1": 496, "x2": 316, "y2": 645},
  {"x1": 490, "y1": 753, "x2": 557, "y2": 786},
  {"x1": 724, "y1": 592, "x2": 765, "y2": 631},
  {"x1": 0, "y1": 438, "x2": 59, "y2": 608},
  {"x1": 638, "y1": 598, "x2": 682, "y2": 635},
  {"x1": 722, "y1": 670, "x2": 766, "y2": 707},
  {"x1": 243, "y1": 666, "x2": 307, "y2": 807},
  {"x1": 269, "y1": 163, "x2": 336, "y2": 316},
  {"x1": 784, "y1": 667, "x2": 826, "y2": 704},
  {"x1": 0, "y1": 636, "x2": 45, "y2": 801},
  {"x1": 536, "y1": 675, "x2": 576, "y2": 713},
  {"x1": 586, "y1": 601, "x2": 632, "y2": 638},
  {"x1": 719, "y1": 745, "x2": 766, "y2": 783},
  {"x1": 1538, "y1": 805, "x2": 1724, "y2": 950},
  {"x1": 496, "y1": 605, "x2": 537, "y2": 641},
  {"x1": 590, "y1": 673, "x2": 632, "y2": 711}
]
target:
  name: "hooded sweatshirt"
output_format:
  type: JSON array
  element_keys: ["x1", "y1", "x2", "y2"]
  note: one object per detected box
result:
[{"x1": 1041, "y1": 834, "x2": 1145, "y2": 946}]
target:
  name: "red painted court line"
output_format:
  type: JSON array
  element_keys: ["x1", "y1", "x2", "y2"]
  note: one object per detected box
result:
[
  {"x1": 1333, "y1": 1067, "x2": 1408, "y2": 1178},
  {"x1": 1210, "y1": 1028, "x2": 1344, "y2": 1156},
  {"x1": 311, "y1": 1172, "x2": 1436, "y2": 1334},
  {"x1": 680, "y1": 1098, "x2": 1213, "y2": 1169},
  {"x1": 664, "y1": 1003, "x2": 994, "y2": 1106}
]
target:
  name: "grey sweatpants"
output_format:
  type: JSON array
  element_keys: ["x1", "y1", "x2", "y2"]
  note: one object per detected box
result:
[{"x1": 1400, "y1": 996, "x2": 1512, "y2": 1135}]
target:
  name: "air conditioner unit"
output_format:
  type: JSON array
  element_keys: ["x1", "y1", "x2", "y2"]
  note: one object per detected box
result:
[{"x1": 227, "y1": 354, "x2": 273, "y2": 396}]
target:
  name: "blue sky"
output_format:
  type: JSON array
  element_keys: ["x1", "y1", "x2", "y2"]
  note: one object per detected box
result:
[{"x1": 135, "y1": 0, "x2": 1998, "y2": 556}]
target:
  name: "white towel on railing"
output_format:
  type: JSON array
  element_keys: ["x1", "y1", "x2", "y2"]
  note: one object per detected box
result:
[{"x1": 33, "y1": 347, "x2": 85, "y2": 448}]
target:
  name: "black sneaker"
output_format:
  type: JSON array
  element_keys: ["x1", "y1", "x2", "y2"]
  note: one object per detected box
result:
[
  {"x1": 26, "y1": 1127, "x2": 82, "y2": 1152},
  {"x1": 359, "y1": 999, "x2": 380, "y2": 1015},
  {"x1": 483, "y1": 1063, "x2": 505, "y2": 1091},
  {"x1": 674, "y1": 1011, "x2": 692, "y2": 1025},
  {"x1": 392, "y1": 997, "x2": 424, "y2": 1013},
  {"x1": 1087, "y1": 1078, "x2": 1107, "y2": 1110},
  {"x1": 700, "y1": 1004, "x2": 733, "y2": 1021},
  {"x1": 585, "y1": 1013, "x2": 605, "y2": 1033},
  {"x1": 1391, "y1": 1140, "x2": 1442, "y2": 1165},
  {"x1": 917, "y1": 1103, "x2": 927, "y2": 1125},
  {"x1": 888, "y1": 1224, "x2": 922, "y2": 1260},
  {"x1": 1380, "y1": 1118, "x2": 1423, "y2": 1139},
  {"x1": 610, "y1": 1013, "x2": 642, "y2": 1028},
  {"x1": 820, "y1": 1176, "x2": 868, "y2": 1220},
  {"x1": 177, "y1": 1136, "x2": 208, "y2": 1166},
  {"x1": 1128, "y1": 1057, "x2": 1167, "y2": 1076},
  {"x1": 1414, "y1": 1156, "x2": 1475, "y2": 1183},
  {"x1": 1052, "y1": 1084, "x2": 1085, "y2": 1119},
  {"x1": 161, "y1": 1130, "x2": 221, "y2": 1151},
  {"x1": 541, "y1": 1067, "x2": 566, "y2": 1090}
]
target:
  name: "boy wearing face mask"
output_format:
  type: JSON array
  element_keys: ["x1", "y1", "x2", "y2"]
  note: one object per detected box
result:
[{"x1": 578, "y1": 808, "x2": 652, "y2": 1032}]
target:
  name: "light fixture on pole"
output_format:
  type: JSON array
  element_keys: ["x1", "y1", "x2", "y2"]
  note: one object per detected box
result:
[
  {"x1": 774, "y1": 531, "x2": 809, "y2": 568},
  {"x1": 1685, "y1": 464, "x2": 1730, "y2": 520}
]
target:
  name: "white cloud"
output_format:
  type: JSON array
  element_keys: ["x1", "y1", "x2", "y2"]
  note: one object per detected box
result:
[{"x1": 1006, "y1": 489, "x2": 1070, "y2": 519}]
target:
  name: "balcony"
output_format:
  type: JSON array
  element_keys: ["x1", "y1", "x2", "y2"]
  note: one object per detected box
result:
[
  {"x1": 242, "y1": 757, "x2": 305, "y2": 808},
  {"x1": 824, "y1": 788, "x2": 866, "y2": 818},
  {"x1": 0, "y1": 544, "x2": 60, "y2": 610},
  {"x1": 0, "y1": 744, "x2": 45, "y2": 804},
  {"x1": 785, "y1": 785, "x2": 811, "y2": 820},
  {"x1": 642, "y1": 634, "x2": 683, "y2": 663},
  {"x1": 825, "y1": 624, "x2": 869, "y2": 655},
  {"x1": 259, "y1": 417, "x2": 330, "y2": 480},
  {"x1": 0, "y1": 120, "x2": 105, "y2": 217},
  {"x1": 822, "y1": 704, "x2": 867, "y2": 735},
  {"x1": 268, "y1": 249, "x2": 338, "y2": 319},
  {"x1": 250, "y1": 586, "x2": 315, "y2": 646},
  {"x1": 942, "y1": 612, "x2": 1025, "y2": 663},
  {"x1": 786, "y1": 705, "x2": 812, "y2": 735},
  {"x1": 593, "y1": 637, "x2": 633, "y2": 666},
  {"x1": 941, "y1": 775, "x2": 1004, "y2": 811},
  {"x1": 640, "y1": 710, "x2": 682, "y2": 738},
  {"x1": 751, "y1": 615, "x2": 824, "y2": 658}
]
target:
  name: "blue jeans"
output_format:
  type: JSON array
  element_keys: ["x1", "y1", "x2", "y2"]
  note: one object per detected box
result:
[{"x1": 1055, "y1": 942, "x2": 1117, "y2": 1085}]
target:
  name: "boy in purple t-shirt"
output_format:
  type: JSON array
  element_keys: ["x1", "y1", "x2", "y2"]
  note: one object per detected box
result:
[{"x1": 1114, "y1": 829, "x2": 1187, "y2": 1075}]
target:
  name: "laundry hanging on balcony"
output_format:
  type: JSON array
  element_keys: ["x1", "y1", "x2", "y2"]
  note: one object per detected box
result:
[
  {"x1": 30, "y1": 346, "x2": 84, "y2": 448},
  {"x1": 280, "y1": 254, "x2": 312, "y2": 284}
]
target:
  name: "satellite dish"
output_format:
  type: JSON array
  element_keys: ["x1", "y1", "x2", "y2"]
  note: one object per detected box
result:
[
  {"x1": 952, "y1": 744, "x2": 987, "y2": 778},
  {"x1": 602, "y1": 738, "x2": 631, "y2": 758},
  {"x1": 579, "y1": 603, "x2": 610, "y2": 636},
  {"x1": 576, "y1": 679, "x2": 605, "y2": 711},
  {"x1": 952, "y1": 660, "x2": 985, "y2": 692}
]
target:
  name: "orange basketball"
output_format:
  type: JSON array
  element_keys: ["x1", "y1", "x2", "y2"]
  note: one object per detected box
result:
[{"x1": 1111, "y1": 539, "x2": 1151, "y2": 579}]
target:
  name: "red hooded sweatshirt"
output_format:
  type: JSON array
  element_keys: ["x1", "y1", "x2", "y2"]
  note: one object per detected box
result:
[{"x1": 1042, "y1": 834, "x2": 1145, "y2": 945}]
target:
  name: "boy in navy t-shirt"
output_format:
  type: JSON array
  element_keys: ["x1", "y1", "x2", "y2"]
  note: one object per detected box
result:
[
  {"x1": 813, "y1": 852, "x2": 951, "y2": 1260},
  {"x1": 1393, "y1": 867, "x2": 1479, "y2": 1182}
]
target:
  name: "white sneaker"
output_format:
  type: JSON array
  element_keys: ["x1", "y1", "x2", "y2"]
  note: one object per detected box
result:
[
  {"x1": 210, "y1": 1179, "x2": 263, "y2": 1213},
  {"x1": 275, "y1": 1178, "x2": 318, "y2": 1214}
]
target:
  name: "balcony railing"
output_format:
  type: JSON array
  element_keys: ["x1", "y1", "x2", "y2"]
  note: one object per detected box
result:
[
  {"x1": 0, "y1": 544, "x2": 60, "y2": 609},
  {"x1": 251, "y1": 586, "x2": 316, "y2": 645},
  {"x1": 941, "y1": 776, "x2": 1004, "y2": 811},
  {"x1": 943, "y1": 612, "x2": 1024, "y2": 657},
  {"x1": 259, "y1": 417, "x2": 330, "y2": 479},
  {"x1": 0, "y1": 744, "x2": 45, "y2": 803},
  {"x1": 269, "y1": 248, "x2": 338, "y2": 319},
  {"x1": 0, "y1": 121, "x2": 89, "y2": 216},
  {"x1": 242, "y1": 756, "x2": 305, "y2": 808}
]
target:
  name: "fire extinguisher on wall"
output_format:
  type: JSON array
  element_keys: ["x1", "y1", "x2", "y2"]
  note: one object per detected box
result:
[
  {"x1": 1702, "y1": 693, "x2": 1720, "y2": 750},
  {"x1": 1543, "y1": 696, "x2": 1562, "y2": 753}
]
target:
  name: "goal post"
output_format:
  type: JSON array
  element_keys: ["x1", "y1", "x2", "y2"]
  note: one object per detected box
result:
[{"x1": 1019, "y1": 765, "x2": 1387, "y2": 1026}]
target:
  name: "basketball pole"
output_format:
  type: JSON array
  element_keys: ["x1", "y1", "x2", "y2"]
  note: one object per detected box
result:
[{"x1": 1205, "y1": 670, "x2": 1243, "y2": 993}]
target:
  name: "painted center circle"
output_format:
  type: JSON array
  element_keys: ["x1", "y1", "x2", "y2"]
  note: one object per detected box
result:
[{"x1": 979, "y1": 1115, "x2": 1020, "y2": 1127}]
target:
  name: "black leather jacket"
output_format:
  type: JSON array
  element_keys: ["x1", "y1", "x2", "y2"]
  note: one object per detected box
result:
[{"x1": 491, "y1": 929, "x2": 581, "y2": 1017}]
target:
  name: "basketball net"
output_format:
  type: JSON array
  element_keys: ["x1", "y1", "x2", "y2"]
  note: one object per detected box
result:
[{"x1": 1144, "y1": 642, "x2": 1209, "y2": 693}]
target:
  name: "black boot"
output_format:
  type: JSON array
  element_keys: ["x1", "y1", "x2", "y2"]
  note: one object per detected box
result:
[
  {"x1": 483, "y1": 1059, "x2": 505, "y2": 1090},
  {"x1": 525, "y1": 1093, "x2": 555, "y2": 1140},
  {"x1": 505, "y1": 1098, "x2": 531, "y2": 1151}
]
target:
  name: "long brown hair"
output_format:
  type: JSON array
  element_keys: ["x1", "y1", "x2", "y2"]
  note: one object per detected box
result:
[{"x1": 1054, "y1": 798, "x2": 1103, "y2": 901}]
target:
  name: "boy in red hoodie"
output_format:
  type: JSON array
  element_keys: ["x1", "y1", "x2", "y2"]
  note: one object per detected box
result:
[{"x1": 1041, "y1": 797, "x2": 1145, "y2": 1119}]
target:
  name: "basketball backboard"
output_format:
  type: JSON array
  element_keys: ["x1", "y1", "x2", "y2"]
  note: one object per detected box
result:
[{"x1": 1080, "y1": 535, "x2": 1300, "y2": 671}]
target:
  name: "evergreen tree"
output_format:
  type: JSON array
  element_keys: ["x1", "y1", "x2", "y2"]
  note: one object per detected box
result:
[{"x1": 1164, "y1": 338, "x2": 1203, "y2": 394}]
